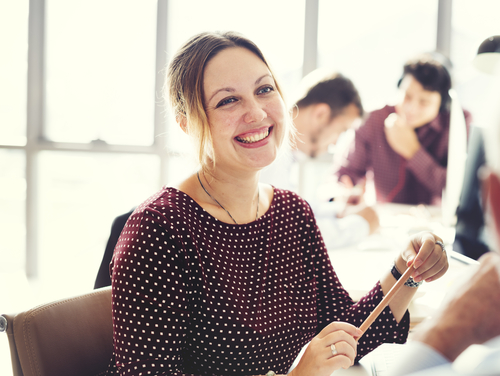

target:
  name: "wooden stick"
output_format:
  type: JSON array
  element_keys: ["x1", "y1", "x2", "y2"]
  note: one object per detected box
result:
[{"x1": 358, "y1": 265, "x2": 414, "y2": 338}]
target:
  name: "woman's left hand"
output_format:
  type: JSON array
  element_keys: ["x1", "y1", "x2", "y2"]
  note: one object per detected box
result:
[{"x1": 396, "y1": 232, "x2": 449, "y2": 283}]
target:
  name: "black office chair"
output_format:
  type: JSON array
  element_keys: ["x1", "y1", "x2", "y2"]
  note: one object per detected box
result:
[{"x1": 94, "y1": 209, "x2": 134, "y2": 289}]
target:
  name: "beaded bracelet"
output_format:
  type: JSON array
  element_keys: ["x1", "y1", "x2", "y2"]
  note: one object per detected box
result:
[
  {"x1": 391, "y1": 263, "x2": 422, "y2": 288},
  {"x1": 265, "y1": 371, "x2": 276, "y2": 376}
]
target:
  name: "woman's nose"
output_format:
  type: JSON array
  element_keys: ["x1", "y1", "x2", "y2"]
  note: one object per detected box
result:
[{"x1": 243, "y1": 100, "x2": 267, "y2": 124}]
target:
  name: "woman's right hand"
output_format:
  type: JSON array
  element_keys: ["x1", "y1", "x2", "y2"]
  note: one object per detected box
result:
[{"x1": 290, "y1": 322, "x2": 363, "y2": 376}]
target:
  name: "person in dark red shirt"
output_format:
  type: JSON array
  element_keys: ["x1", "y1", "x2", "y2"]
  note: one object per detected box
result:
[{"x1": 335, "y1": 53, "x2": 472, "y2": 205}]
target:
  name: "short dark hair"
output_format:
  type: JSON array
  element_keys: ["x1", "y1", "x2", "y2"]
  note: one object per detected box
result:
[
  {"x1": 295, "y1": 73, "x2": 364, "y2": 118},
  {"x1": 398, "y1": 53, "x2": 452, "y2": 112}
]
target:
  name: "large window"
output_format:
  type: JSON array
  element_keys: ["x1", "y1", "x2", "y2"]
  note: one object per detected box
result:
[
  {"x1": 45, "y1": 0, "x2": 158, "y2": 145},
  {"x1": 0, "y1": 150, "x2": 26, "y2": 273},
  {"x1": 318, "y1": 0, "x2": 438, "y2": 113},
  {"x1": 2, "y1": 0, "x2": 494, "y2": 306},
  {"x1": 452, "y1": 0, "x2": 500, "y2": 127},
  {"x1": 37, "y1": 151, "x2": 160, "y2": 298},
  {"x1": 0, "y1": 0, "x2": 308, "y2": 309},
  {"x1": 0, "y1": 2, "x2": 28, "y2": 146}
]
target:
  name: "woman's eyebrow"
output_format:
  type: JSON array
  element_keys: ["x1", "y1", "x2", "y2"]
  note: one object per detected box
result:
[
  {"x1": 255, "y1": 74, "x2": 272, "y2": 85},
  {"x1": 207, "y1": 87, "x2": 235, "y2": 104},
  {"x1": 207, "y1": 74, "x2": 273, "y2": 104}
]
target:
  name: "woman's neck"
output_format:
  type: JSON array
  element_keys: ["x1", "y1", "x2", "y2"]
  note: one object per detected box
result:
[{"x1": 198, "y1": 168, "x2": 261, "y2": 224}]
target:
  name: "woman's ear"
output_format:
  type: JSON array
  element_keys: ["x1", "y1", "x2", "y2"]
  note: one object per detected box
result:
[{"x1": 177, "y1": 115, "x2": 188, "y2": 134}]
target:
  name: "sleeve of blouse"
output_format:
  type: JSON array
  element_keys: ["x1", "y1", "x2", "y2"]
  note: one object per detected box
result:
[
  {"x1": 306, "y1": 204, "x2": 410, "y2": 362},
  {"x1": 110, "y1": 207, "x2": 189, "y2": 376}
]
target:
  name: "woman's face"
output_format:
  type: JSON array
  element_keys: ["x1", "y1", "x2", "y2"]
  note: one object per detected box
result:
[
  {"x1": 202, "y1": 47, "x2": 287, "y2": 173},
  {"x1": 398, "y1": 74, "x2": 442, "y2": 128}
]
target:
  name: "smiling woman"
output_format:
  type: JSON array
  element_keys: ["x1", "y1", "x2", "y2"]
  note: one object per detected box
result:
[
  {"x1": 105, "y1": 31, "x2": 449, "y2": 376},
  {"x1": 166, "y1": 32, "x2": 293, "y2": 174}
]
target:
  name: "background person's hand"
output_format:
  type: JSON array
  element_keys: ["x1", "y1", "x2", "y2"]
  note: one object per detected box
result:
[
  {"x1": 339, "y1": 204, "x2": 380, "y2": 234},
  {"x1": 290, "y1": 322, "x2": 362, "y2": 376},
  {"x1": 338, "y1": 175, "x2": 366, "y2": 205},
  {"x1": 412, "y1": 252, "x2": 500, "y2": 361},
  {"x1": 384, "y1": 110, "x2": 421, "y2": 160}
]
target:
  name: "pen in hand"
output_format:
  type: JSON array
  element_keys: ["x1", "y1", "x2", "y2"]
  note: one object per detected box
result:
[{"x1": 358, "y1": 265, "x2": 415, "y2": 339}]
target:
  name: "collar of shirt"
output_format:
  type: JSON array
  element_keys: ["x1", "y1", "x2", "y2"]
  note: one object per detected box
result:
[{"x1": 416, "y1": 111, "x2": 447, "y2": 140}]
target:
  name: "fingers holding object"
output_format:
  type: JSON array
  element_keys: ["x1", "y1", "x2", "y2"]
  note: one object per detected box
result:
[
  {"x1": 414, "y1": 247, "x2": 449, "y2": 282},
  {"x1": 327, "y1": 341, "x2": 357, "y2": 367}
]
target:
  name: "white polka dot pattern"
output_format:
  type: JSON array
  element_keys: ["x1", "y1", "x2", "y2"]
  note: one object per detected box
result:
[{"x1": 106, "y1": 188, "x2": 409, "y2": 376}]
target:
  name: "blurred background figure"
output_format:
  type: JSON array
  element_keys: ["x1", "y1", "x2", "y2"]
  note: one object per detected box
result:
[
  {"x1": 292, "y1": 71, "x2": 363, "y2": 159},
  {"x1": 388, "y1": 35, "x2": 500, "y2": 376},
  {"x1": 452, "y1": 35, "x2": 500, "y2": 261},
  {"x1": 334, "y1": 53, "x2": 472, "y2": 206},
  {"x1": 260, "y1": 70, "x2": 380, "y2": 249}
]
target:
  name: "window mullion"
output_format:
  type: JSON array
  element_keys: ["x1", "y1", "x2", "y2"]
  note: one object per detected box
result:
[
  {"x1": 302, "y1": 0, "x2": 319, "y2": 77},
  {"x1": 25, "y1": 0, "x2": 46, "y2": 279},
  {"x1": 155, "y1": 0, "x2": 169, "y2": 186},
  {"x1": 437, "y1": 0, "x2": 452, "y2": 58}
]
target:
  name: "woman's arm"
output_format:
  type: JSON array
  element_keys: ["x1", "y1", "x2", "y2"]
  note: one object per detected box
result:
[
  {"x1": 304, "y1": 197, "x2": 448, "y2": 361},
  {"x1": 381, "y1": 232, "x2": 448, "y2": 323},
  {"x1": 303, "y1": 203, "x2": 408, "y2": 361},
  {"x1": 110, "y1": 207, "x2": 189, "y2": 376}
]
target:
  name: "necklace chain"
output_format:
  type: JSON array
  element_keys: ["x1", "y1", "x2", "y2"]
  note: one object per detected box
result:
[{"x1": 197, "y1": 171, "x2": 259, "y2": 224}]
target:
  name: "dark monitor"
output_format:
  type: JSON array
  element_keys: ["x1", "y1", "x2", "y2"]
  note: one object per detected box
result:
[{"x1": 453, "y1": 125, "x2": 490, "y2": 260}]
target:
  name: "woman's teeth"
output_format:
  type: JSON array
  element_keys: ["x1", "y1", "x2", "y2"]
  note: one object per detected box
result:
[{"x1": 236, "y1": 128, "x2": 270, "y2": 144}]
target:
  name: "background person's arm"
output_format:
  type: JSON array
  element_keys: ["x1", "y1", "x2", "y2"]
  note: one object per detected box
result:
[{"x1": 411, "y1": 252, "x2": 500, "y2": 361}]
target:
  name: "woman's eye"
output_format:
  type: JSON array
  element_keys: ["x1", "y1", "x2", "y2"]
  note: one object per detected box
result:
[
  {"x1": 216, "y1": 97, "x2": 237, "y2": 108},
  {"x1": 258, "y1": 86, "x2": 274, "y2": 95}
]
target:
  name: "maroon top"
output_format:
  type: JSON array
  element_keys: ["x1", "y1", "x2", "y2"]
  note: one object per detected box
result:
[
  {"x1": 106, "y1": 187, "x2": 409, "y2": 376},
  {"x1": 335, "y1": 105, "x2": 472, "y2": 205}
]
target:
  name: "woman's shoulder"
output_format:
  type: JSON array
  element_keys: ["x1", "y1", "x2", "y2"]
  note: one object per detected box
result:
[
  {"x1": 271, "y1": 188, "x2": 314, "y2": 215},
  {"x1": 131, "y1": 186, "x2": 199, "y2": 223}
]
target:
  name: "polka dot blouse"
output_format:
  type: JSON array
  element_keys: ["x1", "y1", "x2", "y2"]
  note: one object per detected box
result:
[{"x1": 106, "y1": 187, "x2": 409, "y2": 376}]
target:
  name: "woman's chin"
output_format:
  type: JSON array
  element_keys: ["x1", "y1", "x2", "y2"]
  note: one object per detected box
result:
[{"x1": 253, "y1": 152, "x2": 280, "y2": 170}]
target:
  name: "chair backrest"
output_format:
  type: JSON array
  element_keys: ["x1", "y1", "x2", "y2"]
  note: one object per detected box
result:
[{"x1": 1, "y1": 287, "x2": 113, "y2": 376}]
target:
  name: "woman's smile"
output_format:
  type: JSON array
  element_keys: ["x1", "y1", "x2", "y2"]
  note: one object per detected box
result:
[{"x1": 235, "y1": 126, "x2": 273, "y2": 145}]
